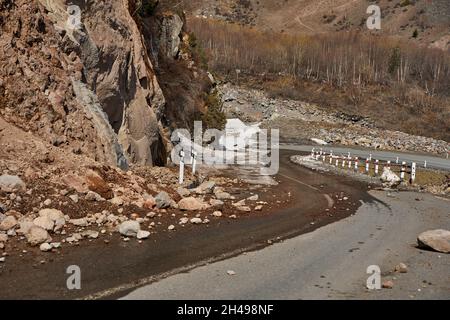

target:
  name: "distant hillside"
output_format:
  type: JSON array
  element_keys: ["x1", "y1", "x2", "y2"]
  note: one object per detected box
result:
[{"x1": 164, "y1": 0, "x2": 450, "y2": 51}]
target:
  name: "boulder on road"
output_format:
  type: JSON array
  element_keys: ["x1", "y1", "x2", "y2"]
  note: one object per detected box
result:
[
  {"x1": 0, "y1": 175, "x2": 26, "y2": 193},
  {"x1": 380, "y1": 168, "x2": 401, "y2": 188},
  {"x1": 417, "y1": 229, "x2": 450, "y2": 253},
  {"x1": 178, "y1": 197, "x2": 209, "y2": 211},
  {"x1": 119, "y1": 220, "x2": 140, "y2": 237},
  {"x1": 137, "y1": 230, "x2": 150, "y2": 240}
]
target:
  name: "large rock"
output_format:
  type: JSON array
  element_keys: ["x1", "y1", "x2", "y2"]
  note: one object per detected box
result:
[
  {"x1": 155, "y1": 191, "x2": 174, "y2": 209},
  {"x1": 178, "y1": 197, "x2": 209, "y2": 211},
  {"x1": 0, "y1": 175, "x2": 26, "y2": 193},
  {"x1": 26, "y1": 226, "x2": 51, "y2": 246},
  {"x1": 417, "y1": 229, "x2": 450, "y2": 253},
  {"x1": 380, "y1": 168, "x2": 401, "y2": 187},
  {"x1": 0, "y1": 216, "x2": 17, "y2": 231},
  {"x1": 39, "y1": 208, "x2": 65, "y2": 222},
  {"x1": 119, "y1": 221, "x2": 140, "y2": 237}
]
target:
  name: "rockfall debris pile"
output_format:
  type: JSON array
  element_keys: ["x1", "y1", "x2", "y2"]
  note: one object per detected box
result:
[
  {"x1": 0, "y1": 117, "x2": 269, "y2": 257},
  {"x1": 0, "y1": 1, "x2": 273, "y2": 261}
]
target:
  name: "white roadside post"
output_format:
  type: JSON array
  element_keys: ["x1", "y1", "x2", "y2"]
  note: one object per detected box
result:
[
  {"x1": 424, "y1": 160, "x2": 427, "y2": 168},
  {"x1": 329, "y1": 151, "x2": 333, "y2": 164},
  {"x1": 365, "y1": 158, "x2": 370, "y2": 174},
  {"x1": 191, "y1": 148, "x2": 197, "y2": 174},
  {"x1": 396, "y1": 157, "x2": 399, "y2": 164},
  {"x1": 348, "y1": 154, "x2": 352, "y2": 169},
  {"x1": 386, "y1": 160, "x2": 391, "y2": 170},
  {"x1": 354, "y1": 157, "x2": 359, "y2": 171},
  {"x1": 179, "y1": 149, "x2": 185, "y2": 185},
  {"x1": 374, "y1": 160, "x2": 379, "y2": 175},
  {"x1": 311, "y1": 148, "x2": 315, "y2": 157},
  {"x1": 410, "y1": 162, "x2": 416, "y2": 184},
  {"x1": 336, "y1": 157, "x2": 339, "y2": 167},
  {"x1": 400, "y1": 161, "x2": 406, "y2": 181},
  {"x1": 342, "y1": 157, "x2": 346, "y2": 168}
]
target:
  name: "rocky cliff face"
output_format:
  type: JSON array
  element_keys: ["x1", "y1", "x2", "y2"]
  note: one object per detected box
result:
[{"x1": 0, "y1": 0, "x2": 211, "y2": 167}]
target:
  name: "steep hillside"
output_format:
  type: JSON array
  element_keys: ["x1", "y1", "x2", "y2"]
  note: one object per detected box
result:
[{"x1": 0, "y1": 0, "x2": 215, "y2": 168}]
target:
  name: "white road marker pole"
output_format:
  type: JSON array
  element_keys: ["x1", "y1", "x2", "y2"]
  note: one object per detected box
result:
[
  {"x1": 179, "y1": 149, "x2": 185, "y2": 185},
  {"x1": 410, "y1": 162, "x2": 416, "y2": 184},
  {"x1": 365, "y1": 158, "x2": 370, "y2": 174},
  {"x1": 329, "y1": 151, "x2": 333, "y2": 164},
  {"x1": 191, "y1": 149, "x2": 197, "y2": 174},
  {"x1": 400, "y1": 161, "x2": 406, "y2": 181},
  {"x1": 354, "y1": 157, "x2": 358, "y2": 171},
  {"x1": 386, "y1": 160, "x2": 391, "y2": 170},
  {"x1": 424, "y1": 160, "x2": 427, "y2": 168},
  {"x1": 375, "y1": 160, "x2": 379, "y2": 175}
]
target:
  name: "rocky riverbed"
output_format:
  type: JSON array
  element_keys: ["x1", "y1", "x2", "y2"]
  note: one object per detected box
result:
[{"x1": 220, "y1": 84, "x2": 449, "y2": 155}]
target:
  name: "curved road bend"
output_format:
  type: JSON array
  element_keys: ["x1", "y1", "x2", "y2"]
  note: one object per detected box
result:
[
  {"x1": 123, "y1": 190, "x2": 450, "y2": 300},
  {"x1": 0, "y1": 150, "x2": 372, "y2": 299}
]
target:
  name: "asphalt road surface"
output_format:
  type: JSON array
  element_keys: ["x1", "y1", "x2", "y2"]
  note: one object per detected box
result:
[
  {"x1": 280, "y1": 144, "x2": 450, "y2": 171},
  {"x1": 122, "y1": 191, "x2": 450, "y2": 300}
]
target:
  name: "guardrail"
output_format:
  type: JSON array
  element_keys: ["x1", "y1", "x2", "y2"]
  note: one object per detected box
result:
[{"x1": 311, "y1": 148, "x2": 419, "y2": 183}]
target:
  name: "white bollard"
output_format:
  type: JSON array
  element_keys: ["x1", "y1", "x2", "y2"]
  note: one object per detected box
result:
[
  {"x1": 179, "y1": 150, "x2": 185, "y2": 184},
  {"x1": 410, "y1": 162, "x2": 416, "y2": 183},
  {"x1": 336, "y1": 158, "x2": 339, "y2": 167},
  {"x1": 348, "y1": 156, "x2": 352, "y2": 169},
  {"x1": 424, "y1": 160, "x2": 427, "y2": 168},
  {"x1": 400, "y1": 161, "x2": 406, "y2": 181},
  {"x1": 354, "y1": 157, "x2": 358, "y2": 171},
  {"x1": 342, "y1": 159, "x2": 346, "y2": 168},
  {"x1": 374, "y1": 160, "x2": 379, "y2": 175},
  {"x1": 365, "y1": 158, "x2": 370, "y2": 173},
  {"x1": 396, "y1": 157, "x2": 399, "y2": 164},
  {"x1": 191, "y1": 149, "x2": 197, "y2": 174},
  {"x1": 386, "y1": 160, "x2": 391, "y2": 170},
  {"x1": 369, "y1": 154, "x2": 372, "y2": 161}
]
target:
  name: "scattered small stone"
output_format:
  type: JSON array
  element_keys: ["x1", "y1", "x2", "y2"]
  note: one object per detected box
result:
[
  {"x1": 382, "y1": 280, "x2": 394, "y2": 289},
  {"x1": 254, "y1": 205, "x2": 263, "y2": 211},
  {"x1": 119, "y1": 220, "x2": 140, "y2": 237},
  {"x1": 212, "y1": 211, "x2": 222, "y2": 217},
  {"x1": 227, "y1": 270, "x2": 236, "y2": 276},
  {"x1": 43, "y1": 199, "x2": 52, "y2": 206},
  {"x1": 168, "y1": 224, "x2": 175, "y2": 231},
  {"x1": 137, "y1": 230, "x2": 150, "y2": 240},
  {"x1": 179, "y1": 217, "x2": 189, "y2": 225},
  {"x1": 69, "y1": 218, "x2": 88, "y2": 227},
  {"x1": 39, "y1": 243, "x2": 52, "y2": 252},
  {"x1": 69, "y1": 195, "x2": 79, "y2": 203},
  {"x1": 395, "y1": 263, "x2": 408, "y2": 273},
  {"x1": 190, "y1": 217, "x2": 203, "y2": 224}
]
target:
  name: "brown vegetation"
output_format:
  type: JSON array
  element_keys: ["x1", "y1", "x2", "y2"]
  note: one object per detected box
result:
[{"x1": 188, "y1": 18, "x2": 450, "y2": 141}]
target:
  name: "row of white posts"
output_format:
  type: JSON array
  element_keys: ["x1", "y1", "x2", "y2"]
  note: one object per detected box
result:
[
  {"x1": 311, "y1": 148, "x2": 418, "y2": 183},
  {"x1": 178, "y1": 149, "x2": 198, "y2": 184}
]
